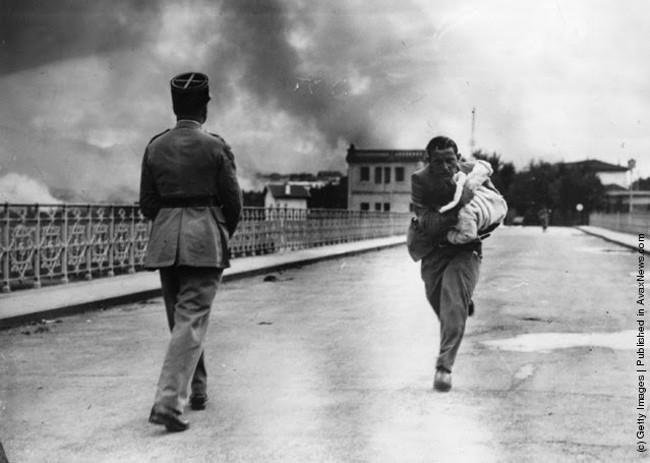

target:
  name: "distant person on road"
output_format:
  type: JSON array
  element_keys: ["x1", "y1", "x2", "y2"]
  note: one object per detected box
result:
[
  {"x1": 538, "y1": 207, "x2": 550, "y2": 232},
  {"x1": 407, "y1": 136, "x2": 503, "y2": 392},
  {"x1": 139, "y1": 72, "x2": 242, "y2": 432}
]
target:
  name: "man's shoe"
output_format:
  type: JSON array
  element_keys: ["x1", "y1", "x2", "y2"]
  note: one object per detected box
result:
[
  {"x1": 149, "y1": 407, "x2": 190, "y2": 432},
  {"x1": 189, "y1": 393, "x2": 208, "y2": 411},
  {"x1": 433, "y1": 369, "x2": 452, "y2": 392}
]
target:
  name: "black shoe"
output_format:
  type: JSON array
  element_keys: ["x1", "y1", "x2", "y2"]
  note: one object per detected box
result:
[
  {"x1": 189, "y1": 393, "x2": 208, "y2": 411},
  {"x1": 433, "y1": 369, "x2": 452, "y2": 392},
  {"x1": 468, "y1": 300, "x2": 475, "y2": 317},
  {"x1": 149, "y1": 407, "x2": 190, "y2": 432}
]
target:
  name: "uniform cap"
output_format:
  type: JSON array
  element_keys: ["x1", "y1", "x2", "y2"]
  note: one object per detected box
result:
[{"x1": 170, "y1": 72, "x2": 211, "y2": 114}]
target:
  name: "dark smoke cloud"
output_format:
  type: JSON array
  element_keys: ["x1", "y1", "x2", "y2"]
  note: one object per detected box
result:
[
  {"x1": 220, "y1": 1, "x2": 300, "y2": 107},
  {"x1": 0, "y1": 0, "x2": 433, "y2": 202},
  {"x1": 0, "y1": 0, "x2": 162, "y2": 74},
  {"x1": 210, "y1": 0, "x2": 394, "y2": 147}
]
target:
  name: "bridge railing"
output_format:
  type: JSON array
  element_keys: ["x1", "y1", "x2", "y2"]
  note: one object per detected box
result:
[
  {"x1": 0, "y1": 204, "x2": 409, "y2": 292},
  {"x1": 589, "y1": 212, "x2": 650, "y2": 235}
]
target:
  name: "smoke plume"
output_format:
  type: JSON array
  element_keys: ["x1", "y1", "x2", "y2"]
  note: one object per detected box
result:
[
  {"x1": 0, "y1": 0, "x2": 439, "y2": 202},
  {"x1": 0, "y1": 173, "x2": 60, "y2": 203}
]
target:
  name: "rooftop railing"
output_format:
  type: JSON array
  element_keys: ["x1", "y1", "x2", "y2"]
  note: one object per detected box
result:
[{"x1": 0, "y1": 204, "x2": 409, "y2": 293}]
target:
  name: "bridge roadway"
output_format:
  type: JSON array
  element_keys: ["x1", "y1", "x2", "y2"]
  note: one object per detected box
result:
[{"x1": 0, "y1": 227, "x2": 642, "y2": 462}]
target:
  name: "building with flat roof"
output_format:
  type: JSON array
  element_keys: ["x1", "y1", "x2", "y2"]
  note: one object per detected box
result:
[{"x1": 346, "y1": 144, "x2": 425, "y2": 213}]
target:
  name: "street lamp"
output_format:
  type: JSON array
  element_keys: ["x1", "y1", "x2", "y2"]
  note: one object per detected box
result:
[
  {"x1": 576, "y1": 203, "x2": 584, "y2": 225},
  {"x1": 628, "y1": 158, "x2": 636, "y2": 213}
]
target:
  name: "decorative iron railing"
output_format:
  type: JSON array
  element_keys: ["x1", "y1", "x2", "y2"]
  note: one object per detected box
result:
[{"x1": 0, "y1": 204, "x2": 409, "y2": 292}]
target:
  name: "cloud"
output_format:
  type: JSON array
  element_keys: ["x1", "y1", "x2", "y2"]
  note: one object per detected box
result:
[
  {"x1": 407, "y1": 0, "x2": 650, "y2": 173},
  {"x1": 1, "y1": 0, "x2": 649, "y2": 204},
  {"x1": 1, "y1": 0, "x2": 440, "y2": 201}
]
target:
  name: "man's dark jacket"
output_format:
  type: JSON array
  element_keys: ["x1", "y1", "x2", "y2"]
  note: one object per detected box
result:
[{"x1": 407, "y1": 161, "x2": 498, "y2": 261}]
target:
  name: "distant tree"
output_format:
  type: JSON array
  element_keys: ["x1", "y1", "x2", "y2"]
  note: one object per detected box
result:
[
  {"x1": 471, "y1": 150, "x2": 516, "y2": 202},
  {"x1": 507, "y1": 160, "x2": 605, "y2": 225},
  {"x1": 632, "y1": 176, "x2": 650, "y2": 190},
  {"x1": 289, "y1": 172, "x2": 317, "y2": 182},
  {"x1": 307, "y1": 177, "x2": 348, "y2": 209},
  {"x1": 242, "y1": 190, "x2": 265, "y2": 207},
  {"x1": 549, "y1": 164, "x2": 606, "y2": 223},
  {"x1": 507, "y1": 160, "x2": 557, "y2": 224}
]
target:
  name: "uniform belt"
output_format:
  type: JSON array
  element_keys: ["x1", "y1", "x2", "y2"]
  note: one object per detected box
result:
[
  {"x1": 159, "y1": 196, "x2": 219, "y2": 208},
  {"x1": 437, "y1": 239, "x2": 482, "y2": 251}
]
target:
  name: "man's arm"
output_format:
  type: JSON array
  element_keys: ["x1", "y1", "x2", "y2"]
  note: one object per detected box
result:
[
  {"x1": 411, "y1": 173, "x2": 469, "y2": 239},
  {"x1": 139, "y1": 148, "x2": 160, "y2": 220},
  {"x1": 217, "y1": 146, "x2": 243, "y2": 237}
]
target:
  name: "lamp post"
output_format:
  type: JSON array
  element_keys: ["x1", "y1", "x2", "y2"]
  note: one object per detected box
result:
[
  {"x1": 576, "y1": 203, "x2": 584, "y2": 225},
  {"x1": 470, "y1": 107, "x2": 476, "y2": 154},
  {"x1": 628, "y1": 158, "x2": 636, "y2": 213}
]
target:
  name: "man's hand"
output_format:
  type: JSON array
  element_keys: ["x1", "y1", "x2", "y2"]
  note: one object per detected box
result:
[{"x1": 459, "y1": 184, "x2": 475, "y2": 207}]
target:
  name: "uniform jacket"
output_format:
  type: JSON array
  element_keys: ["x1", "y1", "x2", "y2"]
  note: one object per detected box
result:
[
  {"x1": 407, "y1": 161, "x2": 499, "y2": 262},
  {"x1": 139, "y1": 120, "x2": 242, "y2": 269}
]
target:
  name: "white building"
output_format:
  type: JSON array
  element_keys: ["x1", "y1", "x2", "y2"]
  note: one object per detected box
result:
[
  {"x1": 346, "y1": 144, "x2": 425, "y2": 213},
  {"x1": 562, "y1": 159, "x2": 630, "y2": 189},
  {"x1": 264, "y1": 183, "x2": 310, "y2": 209}
]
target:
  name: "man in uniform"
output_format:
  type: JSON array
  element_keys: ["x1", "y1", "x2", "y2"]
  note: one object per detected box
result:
[
  {"x1": 140, "y1": 72, "x2": 242, "y2": 431},
  {"x1": 407, "y1": 135, "x2": 499, "y2": 392}
]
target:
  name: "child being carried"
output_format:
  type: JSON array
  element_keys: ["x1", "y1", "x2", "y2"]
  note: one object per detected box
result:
[{"x1": 438, "y1": 160, "x2": 508, "y2": 244}]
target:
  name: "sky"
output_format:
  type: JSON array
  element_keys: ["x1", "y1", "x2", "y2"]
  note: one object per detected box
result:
[{"x1": 0, "y1": 0, "x2": 648, "y2": 202}]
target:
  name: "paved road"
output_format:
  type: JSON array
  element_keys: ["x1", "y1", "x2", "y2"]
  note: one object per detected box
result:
[{"x1": 0, "y1": 227, "x2": 640, "y2": 462}]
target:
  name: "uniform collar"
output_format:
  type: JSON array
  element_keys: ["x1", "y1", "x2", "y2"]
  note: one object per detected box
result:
[{"x1": 175, "y1": 119, "x2": 203, "y2": 130}]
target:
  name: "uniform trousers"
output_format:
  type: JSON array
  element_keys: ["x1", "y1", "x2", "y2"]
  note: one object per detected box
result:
[
  {"x1": 420, "y1": 245, "x2": 481, "y2": 373},
  {"x1": 154, "y1": 266, "x2": 223, "y2": 414}
]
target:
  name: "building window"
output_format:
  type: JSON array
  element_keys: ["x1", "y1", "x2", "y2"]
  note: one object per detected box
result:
[
  {"x1": 383, "y1": 203, "x2": 390, "y2": 212},
  {"x1": 396, "y1": 167, "x2": 405, "y2": 182},
  {"x1": 374, "y1": 202, "x2": 382, "y2": 211},
  {"x1": 360, "y1": 166, "x2": 370, "y2": 182},
  {"x1": 374, "y1": 166, "x2": 382, "y2": 184},
  {"x1": 384, "y1": 167, "x2": 391, "y2": 183},
  {"x1": 360, "y1": 202, "x2": 369, "y2": 211},
  {"x1": 409, "y1": 203, "x2": 414, "y2": 212}
]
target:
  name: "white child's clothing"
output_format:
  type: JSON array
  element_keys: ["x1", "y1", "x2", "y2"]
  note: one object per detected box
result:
[{"x1": 439, "y1": 160, "x2": 508, "y2": 244}]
